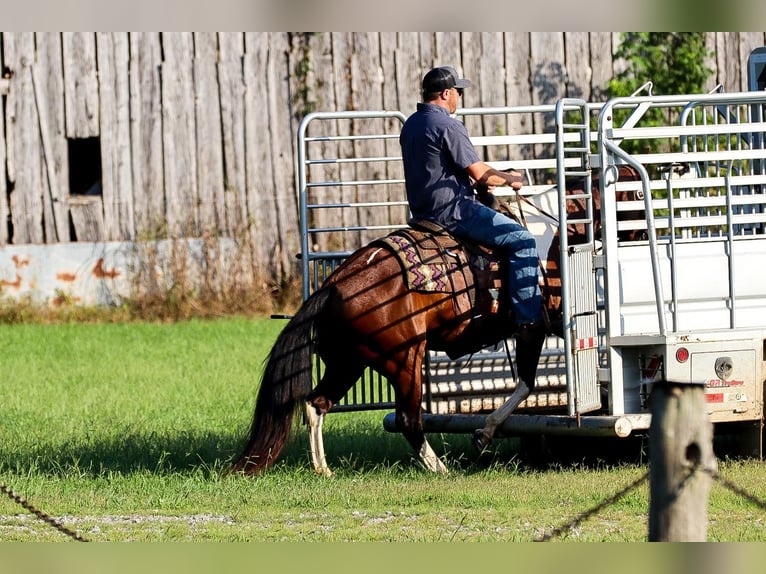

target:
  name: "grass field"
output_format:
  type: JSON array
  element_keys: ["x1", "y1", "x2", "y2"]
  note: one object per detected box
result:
[{"x1": 2, "y1": 318, "x2": 766, "y2": 542}]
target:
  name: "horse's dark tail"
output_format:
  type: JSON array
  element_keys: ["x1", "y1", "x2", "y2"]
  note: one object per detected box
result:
[{"x1": 231, "y1": 287, "x2": 331, "y2": 474}]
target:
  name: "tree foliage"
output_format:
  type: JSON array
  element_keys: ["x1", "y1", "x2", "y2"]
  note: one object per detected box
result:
[
  {"x1": 608, "y1": 32, "x2": 714, "y2": 98},
  {"x1": 607, "y1": 33, "x2": 714, "y2": 155}
]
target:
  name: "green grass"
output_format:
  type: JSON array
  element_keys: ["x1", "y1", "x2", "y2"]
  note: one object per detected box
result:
[{"x1": 1, "y1": 318, "x2": 766, "y2": 542}]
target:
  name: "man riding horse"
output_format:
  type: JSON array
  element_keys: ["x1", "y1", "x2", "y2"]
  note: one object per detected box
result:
[{"x1": 399, "y1": 66, "x2": 549, "y2": 450}]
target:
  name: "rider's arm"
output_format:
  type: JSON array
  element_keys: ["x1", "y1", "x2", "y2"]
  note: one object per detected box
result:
[{"x1": 466, "y1": 161, "x2": 524, "y2": 191}]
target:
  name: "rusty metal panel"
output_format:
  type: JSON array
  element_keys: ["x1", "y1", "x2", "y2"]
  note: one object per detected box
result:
[{"x1": 0, "y1": 238, "x2": 240, "y2": 307}]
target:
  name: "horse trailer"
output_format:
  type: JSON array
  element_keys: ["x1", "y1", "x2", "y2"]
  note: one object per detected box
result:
[{"x1": 294, "y1": 84, "x2": 766, "y2": 456}]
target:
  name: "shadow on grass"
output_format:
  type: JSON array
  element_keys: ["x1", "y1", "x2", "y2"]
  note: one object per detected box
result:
[{"x1": 0, "y1": 412, "x2": 655, "y2": 478}]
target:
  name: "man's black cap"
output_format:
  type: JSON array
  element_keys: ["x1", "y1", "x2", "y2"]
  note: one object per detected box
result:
[{"x1": 421, "y1": 66, "x2": 472, "y2": 93}]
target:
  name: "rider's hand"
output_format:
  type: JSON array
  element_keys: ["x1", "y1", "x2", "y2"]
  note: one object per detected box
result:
[{"x1": 506, "y1": 169, "x2": 523, "y2": 190}]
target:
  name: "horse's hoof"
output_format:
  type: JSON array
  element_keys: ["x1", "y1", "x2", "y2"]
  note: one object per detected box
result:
[
  {"x1": 472, "y1": 429, "x2": 492, "y2": 452},
  {"x1": 313, "y1": 467, "x2": 334, "y2": 478}
]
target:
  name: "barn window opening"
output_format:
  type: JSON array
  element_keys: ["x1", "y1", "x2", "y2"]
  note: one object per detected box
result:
[{"x1": 68, "y1": 137, "x2": 102, "y2": 196}]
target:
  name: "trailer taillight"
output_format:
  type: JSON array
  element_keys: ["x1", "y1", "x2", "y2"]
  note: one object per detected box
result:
[{"x1": 676, "y1": 347, "x2": 689, "y2": 363}]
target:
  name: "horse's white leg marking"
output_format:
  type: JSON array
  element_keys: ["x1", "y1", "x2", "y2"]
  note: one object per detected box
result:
[
  {"x1": 478, "y1": 380, "x2": 530, "y2": 442},
  {"x1": 419, "y1": 439, "x2": 449, "y2": 473},
  {"x1": 366, "y1": 247, "x2": 384, "y2": 265},
  {"x1": 305, "y1": 401, "x2": 333, "y2": 477}
]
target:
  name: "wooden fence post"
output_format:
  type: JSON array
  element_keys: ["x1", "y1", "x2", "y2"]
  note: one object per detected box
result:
[{"x1": 648, "y1": 381, "x2": 717, "y2": 541}]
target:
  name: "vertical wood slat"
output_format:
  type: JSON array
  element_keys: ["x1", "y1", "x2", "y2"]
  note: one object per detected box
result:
[
  {"x1": 564, "y1": 32, "x2": 591, "y2": 100},
  {"x1": 589, "y1": 32, "x2": 613, "y2": 100},
  {"x1": 33, "y1": 32, "x2": 69, "y2": 242},
  {"x1": 62, "y1": 32, "x2": 99, "y2": 138},
  {"x1": 460, "y1": 32, "x2": 482, "y2": 136},
  {"x1": 505, "y1": 33, "x2": 533, "y2": 160},
  {"x1": 5, "y1": 33, "x2": 45, "y2": 245},
  {"x1": 351, "y1": 32, "x2": 386, "y2": 246},
  {"x1": 268, "y1": 33, "x2": 301, "y2": 279},
  {"x1": 300, "y1": 32, "x2": 337, "y2": 254},
  {"x1": 244, "y1": 33, "x2": 279, "y2": 281},
  {"x1": 330, "y1": 33, "x2": 360, "y2": 249},
  {"x1": 530, "y1": 33, "x2": 566, "y2": 161},
  {"x1": 129, "y1": 33, "x2": 164, "y2": 236},
  {"x1": 2, "y1": 33, "x2": 33, "y2": 224},
  {"x1": 161, "y1": 32, "x2": 198, "y2": 237},
  {"x1": 218, "y1": 51, "x2": 247, "y2": 236},
  {"x1": 381, "y1": 33, "x2": 408, "y2": 228},
  {"x1": 193, "y1": 33, "x2": 226, "y2": 234},
  {"x1": 97, "y1": 32, "x2": 134, "y2": 241},
  {"x1": 0, "y1": 42, "x2": 7, "y2": 245},
  {"x1": 478, "y1": 33, "x2": 507, "y2": 162}
]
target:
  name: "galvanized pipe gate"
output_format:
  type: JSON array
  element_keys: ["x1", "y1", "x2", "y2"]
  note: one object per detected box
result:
[{"x1": 295, "y1": 87, "x2": 766, "y2": 449}]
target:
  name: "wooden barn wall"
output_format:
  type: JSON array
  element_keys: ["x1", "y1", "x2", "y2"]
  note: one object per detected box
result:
[{"x1": 0, "y1": 32, "x2": 764, "y2": 283}]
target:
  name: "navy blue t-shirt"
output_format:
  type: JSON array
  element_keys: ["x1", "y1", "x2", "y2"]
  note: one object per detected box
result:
[{"x1": 399, "y1": 103, "x2": 482, "y2": 231}]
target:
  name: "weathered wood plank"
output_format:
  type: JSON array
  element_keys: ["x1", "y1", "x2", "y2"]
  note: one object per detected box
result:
[
  {"x1": 244, "y1": 33, "x2": 280, "y2": 282},
  {"x1": 351, "y1": 32, "x2": 386, "y2": 245},
  {"x1": 62, "y1": 32, "x2": 99, "y2": 138},
  {"x1": 33, "y1": 32, "x2": 69, "y2": 242},
  {"x1": 530, "y1": 33, "x2": 566, "y2": 161},
  {"x1": 330, "y1": 32, "x2": 359, "y2": 250},
  {"x1": 97, "y1": 32, "x2": 134, "y2": 240},
  {"x1": 564, "y1": 32, "x2": 591, "y2": 100},
  {"x1": 305, "y1": 32, "x2": 342, "y2": 254},
  {"x1": 380, "y1": 33, "x2": 407, "y2": 227},
  {"x1": 460, "y1": 32, "x2": 483, "y2": 137},
  {"x1": 3, "y1": 33, "x2": 35, "y2": 200},
  {"x1": 129, "y1": 33, "x2": 165, "y2": 236},
  {"x1": 703, "y1": 33, "x2": 720, "y2": 93},
  {"x1": 0, "y1": 41, "x2": 7, "y2": 245},
  {"x1": 479, "y1": 33, "x2": 507, "y2": 162},
  {"x1": 9, "y1": 67, "x2": 45, "y2": 244},
  {"x1": 217, "y1": 58, "x2": 247, "y2": 236},
  {"x1": 395, "y1": 33, "x2": 421, "y2": 116},
  {"x1": 505, "y1": 33, "x2": 534, "y2": 162},
  {"x1": 68, "y1": 195, "x2": 105, "y2": 242},
  {"x1": 717, "y1": 33, "x2": 742, "y2": 92},
  {"x1": 218, "y1": 33, "x2": 244, "y2": 60},
  {"x1": 589, "y1": 32, "x2": 613, "y2": 100},
  {"x1": 0, "y1": 34, "x2": 11, "y2": 246},
  {"x1": 193, "y1": 41, "x2": 226, "y2": 234},
  {"x1": 268, "y1": 33, "x2": 300, "y2": 279},
  {"x1": 161, "y1": 32, "x2": 199, "y2": 236},
  {"x1": 417, "y1": 32, "x2": 436, "y2": 70},
  {"x1": 434, "y1": 32, "x2": 460, "y2": 71}
]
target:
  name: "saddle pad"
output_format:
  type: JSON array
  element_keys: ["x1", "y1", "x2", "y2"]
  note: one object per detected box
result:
[{"x1": 376, "y1": 233, "x2": 458, "y2": 293}]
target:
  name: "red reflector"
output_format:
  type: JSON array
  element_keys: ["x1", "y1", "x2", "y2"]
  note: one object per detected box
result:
[
  {"x1": 706, "y1": 393, "x2": 724, "y2": 403},
  {"x1": 676, "y1": 347, "x2": 689, "y2": 363}
]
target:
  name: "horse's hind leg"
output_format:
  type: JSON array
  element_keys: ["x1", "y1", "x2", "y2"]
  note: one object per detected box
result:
[
  {"x1": 304, "y1": 399, "x2": 332, "y2": 477},
  {"x1": 473, "y1": 327, "x2": 546, "y2": 452},
  {"x1": 304, "y1": 356, "x2": 364, "y2": 477},
  {"x1": 393, "y1": 340, "x2": 448, "y2": 474}
]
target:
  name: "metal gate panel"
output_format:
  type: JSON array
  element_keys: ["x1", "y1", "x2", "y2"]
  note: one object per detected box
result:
[{"x1": 567, "y1": 244, "x2": 602, "y2": 415}]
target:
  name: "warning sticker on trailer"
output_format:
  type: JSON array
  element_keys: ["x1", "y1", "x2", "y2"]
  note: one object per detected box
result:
[{"x1": 705, "y1": 392, "x2": 748, "y2": 403}]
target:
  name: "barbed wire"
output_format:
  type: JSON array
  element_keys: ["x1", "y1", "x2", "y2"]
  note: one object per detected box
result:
[
  {"x1": 535, "y1": 461, "x2": 766, "y2": 542},
  {"x1": 709, "y1": 469, "x2": 766, "y2": 511},
  {"x1": 1, "y1": 482, "x2": 89, "y2": 542},
  {"x1": 533, "y1": 470, "x2": 650, "y2": 541}
]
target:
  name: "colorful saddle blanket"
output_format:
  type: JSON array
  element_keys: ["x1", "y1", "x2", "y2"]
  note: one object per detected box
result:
[{"x1": 373, "y1": 222, "x2": 503, "y2": 316}]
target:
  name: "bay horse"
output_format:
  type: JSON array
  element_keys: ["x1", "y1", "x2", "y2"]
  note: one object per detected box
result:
[{"x1": 231, "y1": 166, "x2": 643, "y2": 476}]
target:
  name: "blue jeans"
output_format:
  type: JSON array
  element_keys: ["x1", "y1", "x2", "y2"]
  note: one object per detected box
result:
[{"x1": 451, "y1": 204, "x2": 542, "y2": 325}]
